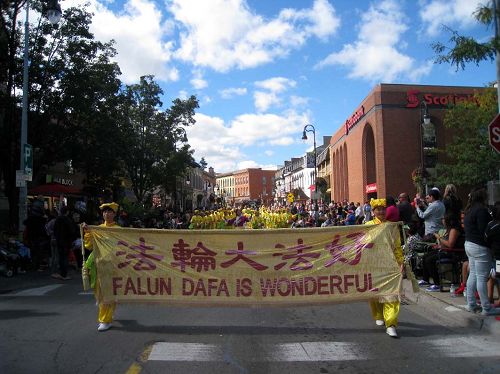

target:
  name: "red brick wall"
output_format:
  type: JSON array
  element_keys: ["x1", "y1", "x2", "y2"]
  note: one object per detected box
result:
[{"x1": 329, "y1": 84, "x2": 489, "y2": 203}]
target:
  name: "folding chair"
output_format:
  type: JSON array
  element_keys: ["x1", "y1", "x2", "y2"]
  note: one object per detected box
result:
[{"x1": 436, "y1": 247, "x2": 465, "y2": 292}]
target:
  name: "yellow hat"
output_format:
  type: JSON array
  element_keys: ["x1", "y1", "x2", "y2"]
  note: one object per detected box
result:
[
  {"x1": 99, "y1": 202, "x2": 119, "y2": 213},
  {"x1": 370, "y1": 198, "x2": 386, "y2": 209}
]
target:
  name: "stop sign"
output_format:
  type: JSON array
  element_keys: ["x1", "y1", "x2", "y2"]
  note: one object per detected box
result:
[{"x1": 489, "y1": 113, "x2": 500, "y2": 153}]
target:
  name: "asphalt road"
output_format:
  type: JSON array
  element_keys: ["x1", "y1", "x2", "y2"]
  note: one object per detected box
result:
[{"x1": 1, "y1": 275, "x2": 499, "y2": 374}]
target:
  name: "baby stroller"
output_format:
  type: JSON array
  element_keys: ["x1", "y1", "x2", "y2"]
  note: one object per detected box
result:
[
  {"x1": 404, "y1": 238, "x2": 434, "y2": 277},
  {"x1": 0, "y1": 245, "x2": 20, "y2": 278}
]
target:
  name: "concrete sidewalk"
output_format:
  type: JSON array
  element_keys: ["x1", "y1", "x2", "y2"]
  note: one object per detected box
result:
[{"x1": 402, "y1": 279, "x2": 500, "y2": 335}]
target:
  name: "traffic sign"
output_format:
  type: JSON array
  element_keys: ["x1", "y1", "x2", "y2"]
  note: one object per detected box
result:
[
  {"x1": 16, "y1": 170, "x2": 26, "y2": 187},
  {"x1": 24, "y1": 143, "x2": 33, "y2": 181},
  {"x1": 287, "y1": 193, "x2": 294, "y2": 203},
  {"x1": 489, "y1": 113, "x2": 500, "y2": 154}
]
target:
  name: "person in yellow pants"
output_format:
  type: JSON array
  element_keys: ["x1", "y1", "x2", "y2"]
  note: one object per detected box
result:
[
  {"x1": 365, "y1": 198, "x2": 404, "y2": 338},
  {"x1": 83, "y1": 202, "x2": 120, "y2": 332}
]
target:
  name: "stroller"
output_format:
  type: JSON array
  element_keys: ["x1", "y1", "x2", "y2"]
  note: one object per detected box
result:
[
  {"x1": 0, "y1": 245, "x2": 20, "y2": 278},
  {"x1": 404, "y1": 236, "x2": 434, "y2": 277}
]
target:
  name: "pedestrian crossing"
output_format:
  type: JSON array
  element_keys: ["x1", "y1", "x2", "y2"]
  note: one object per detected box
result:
[
  {"x1": 0, "y1": 284, "x2": 62, "y2": 296},
  {"x1": 146, "y1": 337, "x2": 500, "y2": 362}
]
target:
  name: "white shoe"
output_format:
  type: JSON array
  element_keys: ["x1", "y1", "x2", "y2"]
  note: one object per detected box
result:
[
  {"x1": 375, "y1": 319, "x2": 385, "y2": 326},
  {"x1": 97, "y1": 323, "x2": 112, "y2": 332},
  {"x1": 386, "y1": 326, "x2": 398, "y2": 338}
]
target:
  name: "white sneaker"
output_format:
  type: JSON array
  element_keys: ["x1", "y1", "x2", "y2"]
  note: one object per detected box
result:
[
  {"x1": 386, "y1": 326, "x2": 398, "y2": 338},
  {"x1": 97, "y1": 323, "x2": 112, "y2": 332},
  {"x1": 375, "y1": 319, "x2": 385, "y2": 326}
]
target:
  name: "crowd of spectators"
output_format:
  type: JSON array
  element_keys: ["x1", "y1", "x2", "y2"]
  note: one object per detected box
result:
[{"x1": 1, "y1": 184, "x2": 498, "y2": 314}]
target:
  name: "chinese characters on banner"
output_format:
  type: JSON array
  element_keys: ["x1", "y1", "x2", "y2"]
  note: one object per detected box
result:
[{"x1": 88, "y1": 223, "x2": 402, "y2": 305}]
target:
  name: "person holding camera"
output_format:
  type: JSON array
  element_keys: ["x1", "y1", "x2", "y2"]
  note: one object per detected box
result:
[{"x1": 416, "y1": 189, "x2": 445, "y2": 242}]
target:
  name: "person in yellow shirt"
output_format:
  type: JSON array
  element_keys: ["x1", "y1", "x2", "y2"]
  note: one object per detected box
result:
[
  {"x1": 83, "y1": 202, "x2": 120, "y2": 332},
  {"x1": 365, "y1": 198, "x2": 404, "y2": 338}
]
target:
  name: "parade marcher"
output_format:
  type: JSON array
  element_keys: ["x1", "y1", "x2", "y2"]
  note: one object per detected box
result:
[
  {"x1": 365, "y1": 198, "x2": 404, "y2": 338},
  {"x1": 83, "y1": 202, "x2": 120, "y2": 331}
]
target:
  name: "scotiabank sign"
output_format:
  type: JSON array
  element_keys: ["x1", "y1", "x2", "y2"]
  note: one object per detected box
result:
[
  {"x1": 345, "y1": 106, "x2": 365, "y2": 135},
  {"x1": 406, "y1": 90, "x2": 479, "y2": 108}
]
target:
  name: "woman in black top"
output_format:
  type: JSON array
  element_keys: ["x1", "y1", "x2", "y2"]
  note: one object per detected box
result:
[{"x1": 464, "y1": 188, "x2": 499, "y2": 316}]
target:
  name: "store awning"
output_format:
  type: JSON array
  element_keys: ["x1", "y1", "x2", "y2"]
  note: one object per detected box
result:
[{"x1": 29, "y1": 183, "x2": 83, "y2": 197}]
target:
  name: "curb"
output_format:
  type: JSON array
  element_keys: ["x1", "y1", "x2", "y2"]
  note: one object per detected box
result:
[{"x1": 402, "y1": 280, "x2": 500, "y2": 335}]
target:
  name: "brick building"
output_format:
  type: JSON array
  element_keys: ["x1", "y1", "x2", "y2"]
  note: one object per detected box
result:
[
  {"x1": 329, "y1": 83, "x2": 488, "y2": 203},
  {"x1": 230, "y1": 168, "x2": 276, "y2": 205}
]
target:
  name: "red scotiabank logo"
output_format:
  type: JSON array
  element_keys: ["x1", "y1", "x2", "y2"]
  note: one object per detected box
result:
[
  {"x1": 406, "y1": 90, "x2": 479, "y2": 108},
  {"x1": 406, "y1": 90, "x2": 420, "y2": 108}
]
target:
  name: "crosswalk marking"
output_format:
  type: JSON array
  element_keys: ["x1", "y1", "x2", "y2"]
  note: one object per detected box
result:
[
  {"x1": 271, "y1": 342, "x2": 362, "y2": 361},
  {"x1": 148, "y1": 337, "x2": 500, "y2": 362},
  {"x1": 0, "y1": 284, "x2": 62, "y2": 296},
  {"x1": 149, "y1": 343, "x2": 223, "y2": 361},
  {"x1": 425, "y1": 337, "x2": 500, "y2": 358},
  {"x1": 148, "y1": 341, "x2": 364, "y2": 362}
]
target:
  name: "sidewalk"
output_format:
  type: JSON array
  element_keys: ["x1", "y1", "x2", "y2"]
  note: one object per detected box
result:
[{"x1": 402, "y1": 279, "x2": 500, "y2": 335}]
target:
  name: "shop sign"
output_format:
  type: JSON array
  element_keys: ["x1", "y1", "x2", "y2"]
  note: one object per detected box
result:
[
  {"x1": 345, "y1": 106, "x2": 365, "y2": 135},
  {"x1": 366, "y1": 183, "x2": 377, "y2": 193},
  {"x1": 406, "y1": 90, "x2": 479, "y2": 108},
  {"x1": 53, "y1": 177, "x2": 74, "y2": 186}
]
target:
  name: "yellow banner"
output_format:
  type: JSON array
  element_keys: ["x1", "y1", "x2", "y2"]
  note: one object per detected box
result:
[{"x1": 88, "y1": 222, "x2": 402, "y2": 305}]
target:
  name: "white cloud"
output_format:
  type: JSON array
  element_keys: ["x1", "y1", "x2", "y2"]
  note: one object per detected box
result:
[
  {"x1": 269, "y1": 137, "x2": 295, "y2": 146},
  {"x1": 253, "y1": 77, "x2": 296, "y2": 112},
  {"x1": 254, "y1": 91, "x2": 280, "y2": 112},
  {"x1": 419, "y1": 0, "x2": 483, "y2": 37},
  {"x1": 188, "y1": 111, "x2": 309, "y2": 172},
  {"x1": 255, "y1": 77, "x2": 296, "y2": 92},
  {"x1": 219, "y1": 87, "x2": 248, "y2": 99},
  {"x1": 64, "y1": 0, "x2": 179, "y2": 84},
  {"x1": 264, "y1": 150, "x2": 274, "y2": 156},
  {"x1": 316, "y1": 0, "x2": 431, "y2": 82},
  {"x1": 238, "y1": 160, "x2": 260, "y2": 169},
  {"x1": 190, "y1": 70, "x2": 208, "y2": 89},
  {"x1": 290, "y1": 95, "x2": 310, "y2": 107},
  {"x1": 169, "y1": 0, "x2": 340, "y2": 72}
]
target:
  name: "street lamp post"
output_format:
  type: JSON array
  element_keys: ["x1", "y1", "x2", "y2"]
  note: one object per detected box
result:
[
  {"x1": 302, "y1": 124, "x2": 319, "y2": 225},
  {"x1": 18, "y1": 0, "x2": 62, "y2": 232},
  {"x1": 419, "y1": 101, "x2": 431, "y2": 196}
]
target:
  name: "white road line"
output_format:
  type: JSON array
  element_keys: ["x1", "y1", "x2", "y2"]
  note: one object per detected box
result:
[
  {"x1": 425, "y1": 337, "x2": 500, "y2": 357},
  {"x1": 0, "y1": 284, "x2": 62, "y2": 296},
  {"x1": 78, "y1": 291, "x2": 94, "y2": 295},
  {"x1": 148, "y1": 341, "x2": 363, "y2": 362},
  {"x1": 149, "y1": 343, "x2": 223, "y2": 361},
  {"x1": 271, "y1": 342, "x2": 362, "y2": 361}
]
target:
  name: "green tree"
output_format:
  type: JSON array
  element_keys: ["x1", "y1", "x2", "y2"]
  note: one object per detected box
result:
[
  {"x1": 432, "y1": 1, "x2": 499, "y2": 70},
  {"x1": 119, "y1": 75, "x2": 199, "y2": 204},
  {"x1": 1, "y1": 1, "x2": 125, "y2": 227},
  {"x1": 433, "y1": 90, "x2": 500, "y2": 186},
  {"x1": 199, "y1": 157, "x2": 208, "y2": 170}
]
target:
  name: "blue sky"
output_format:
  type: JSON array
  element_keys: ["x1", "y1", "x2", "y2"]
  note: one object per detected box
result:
[{"x1": 63, "y1": 0, "x2": 494, "y2": 173}]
